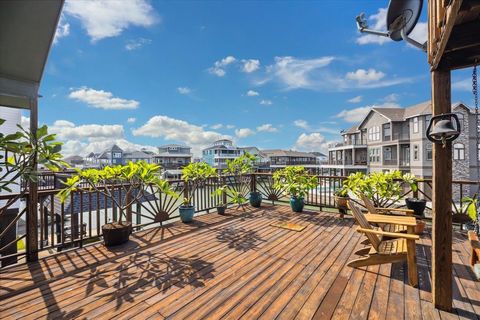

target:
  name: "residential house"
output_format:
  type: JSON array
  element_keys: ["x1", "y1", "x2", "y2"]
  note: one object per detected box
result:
[
  {"x1": 153, "y1": 144, "x2": 192, "y2": 179},
  {"x1": 262, "y1": 149, "x2": 320, "y2": 172},
  {"x1": 202, "y1": 139, "x2": 241, "y2": 169}
]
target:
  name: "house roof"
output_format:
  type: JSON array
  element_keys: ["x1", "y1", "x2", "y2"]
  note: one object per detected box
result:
[
  {"x1": 159, "y1": 144, "x2": 190, "y2": 148},
  {"x1": 342, "y1": 125, "x2": 360, "y2": 134},
  {"x1": 123, "y1": 151, "x2": 153, "y2": 159},
  {"x1": 262, "y1": 150, "x2": 316, "y2": 158},
  {"x1": 155, "y1": 152, "x2": 192, "y2": 157},
  {"x1": 0, "y1": 1, "x2": 63, "y2": 109}
]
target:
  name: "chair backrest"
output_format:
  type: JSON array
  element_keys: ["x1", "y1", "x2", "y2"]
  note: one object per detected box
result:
[
  {"x1": 348, "y1": 200, "x2": 381, "y2": 249},
  {"x1": 360, "y1": 193, "x2": 378, "y2": 214}
]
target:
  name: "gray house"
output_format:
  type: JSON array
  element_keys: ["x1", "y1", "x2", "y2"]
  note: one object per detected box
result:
[{"x1": 323, "y1": 101, "x2": 480, "y2": 196}]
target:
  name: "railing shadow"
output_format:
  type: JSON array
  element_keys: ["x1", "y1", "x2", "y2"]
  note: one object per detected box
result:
[{"x1": 216, "y1": 226, "x2": 265, "y2": 251}]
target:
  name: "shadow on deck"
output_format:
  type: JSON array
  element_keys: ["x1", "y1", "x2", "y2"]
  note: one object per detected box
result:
[{"x1": 0, "y1": 205, "x2": 479, "y2": 319}]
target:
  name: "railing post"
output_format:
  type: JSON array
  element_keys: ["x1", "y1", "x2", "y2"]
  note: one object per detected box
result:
[
  {"x1": 26, "y1": 98, "x2": 38, "y2": 262},
  {"x1": 126, "y1": 189, "x2": 132, "y2": 223},
  {"x1": 221, "y1": 176, "x2": 227, "y2": 206},
  {"x1": 250, "y1": 173, "x2": 256, "y2": 193}
]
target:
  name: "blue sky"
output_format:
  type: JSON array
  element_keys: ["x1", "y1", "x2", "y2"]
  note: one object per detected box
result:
[{"x1": 37, "y1": 0, "x2": 475, "y2": 156}]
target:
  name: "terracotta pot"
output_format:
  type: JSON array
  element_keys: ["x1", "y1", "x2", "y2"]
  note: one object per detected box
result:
[
  {"x1": 335, "y1": 196, "x2": 349, "y2": 211},
  {"x1": 102, "y1": 222, "x2": 132, "y2": 247},
  {"x1": 415, "y1": 220, "x2": 426, "y2": 235}
]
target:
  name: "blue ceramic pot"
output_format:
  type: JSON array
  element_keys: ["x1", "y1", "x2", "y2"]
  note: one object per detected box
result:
[
  {"x1": 179, "y1": 205, "x2": 195, "y2": 223},
  {"x1": 290, "y1": 197, "x2": 304, "y2": 212},
  {"x1": 249, "y1": 191, "x2": 262, "y2": 208}
]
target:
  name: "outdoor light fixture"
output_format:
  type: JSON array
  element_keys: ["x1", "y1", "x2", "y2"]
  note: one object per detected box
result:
[{"x1": 426, "y1": 113, "x2": 461, "y2": 147}]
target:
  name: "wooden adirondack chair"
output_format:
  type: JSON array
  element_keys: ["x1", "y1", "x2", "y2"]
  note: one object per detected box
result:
[
  {"x1": 360, "y1": 193, "x2": 414, "y2": 233},
  {"x1": 348, "y1": 200, "x2": 419, "y2": 287}
]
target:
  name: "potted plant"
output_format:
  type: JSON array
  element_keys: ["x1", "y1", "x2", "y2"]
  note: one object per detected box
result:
[
  {"x1": 452, "y1": 195, "x2": 479, "y2": 227},
  {"x1": 180, "y1": 162, "x2": 217, "y2": 223},
  {"x1": 273, "y1": 166, "x2": 317, "y2": 213},
  {"x1": 223, "y1": 152, "x2": 262, "y2": 208},
  {"x1": 58, "y1": 161, "x2": 172, "y2": 246},
  {"x1": 212, "y1": 185, "x2": 228, "y2": 215},
  {"x1": 334, "y1": 186, "x2": 350, "y2": 212},
  {"x1": 402, "y1": 173, "x2": 427, "y2": 217}
]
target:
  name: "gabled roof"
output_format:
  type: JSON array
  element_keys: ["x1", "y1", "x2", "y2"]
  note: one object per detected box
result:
[
  {"x1": 358, "y1": 101, "x2": 433, "y2": 129},
  {"x1": 341, "y1": 125, "x2": 360, "y2": 135},
  {"x1": 123, "y1": 150, "x2": 153, "y2": 159}
]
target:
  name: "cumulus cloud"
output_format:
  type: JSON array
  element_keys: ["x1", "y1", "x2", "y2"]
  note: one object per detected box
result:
[
  {"x1": 53, "y1": 14, "x2": 70, "y2": 45},
  {"x1": 246, "y1": 90, "x2": 259, "y2": 97},
  {"x1": 235, "y1": 128, "x2": 255, "y2": 138},
  {"x1": 21, "y1": 116, "x2": 30, "y2": 129},
  {"x1": 125, "y1": 38, "x2": 152, "y2": 50},
  {"x1": 260, "y1": 99, "x2": 273, "y2": 106},
  {"x1": 294, "y1": 132, "x2": 330, "y2": 152},
  {"x1": 242, "y1": 59, "x2": 260, "y2": 73},
  {"x1": 335, "y1": 100, "x2": 401, "y2": 123},
  {"x1": 69, "y1": 87, "x2": 139, "y2": 110},
  {"x1": 256, "y1": 124, "x2": 278, "y2": 133},
  {"x1": 51, "y1": 120, "x2": 124, "y2": 141},
  {"x1": 208, "y1": 56, "x2": 237, "y2": 77},
  {"x1": 346, "y1": 69, "x2": 385, "y2": 84},
  {"x1": 211, "y1": 124, "x2": 223, "y2": 129},
  {"x1": 64, "y1": 0, "x2": 158, "y2": 42},
  {"x1": 409, "y1": 22, "x2": 427, "y2": 46},
  {"x1": 356, "y1": 8, "x2": 390, "y2": 45},
  {"x1": 348, "y1": 95, "x2": 363, "y2": 103},
  {"x1": 133, "y1": 115, "x2": 230, "y2": 155},
  {"x1": 293, "y1": 119, "x2": 310, "y2": 130},
  {"x1": 127, "y1": 117, "x2": 136, "y2": 123},
  {"x1": 226, "y1": 124, "x2": 236, "y2": 129},
  {"x1": 177, "y1": 87, "x2": 192, "y2": 95}
]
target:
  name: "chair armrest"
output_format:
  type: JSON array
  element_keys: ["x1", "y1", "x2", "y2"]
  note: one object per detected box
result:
[
  {"x1": 356, "y1": 227, "x2": 420, "y2": 240},
  {"x1": 374, "y1": 207, "x2": 415, "y2": 215}
]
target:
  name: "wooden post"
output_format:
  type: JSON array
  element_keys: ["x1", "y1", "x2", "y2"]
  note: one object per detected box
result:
[
  {"x1": 26, "y1": 99, "x2": 38, "y2": 262},
  {"x1": 431, "y1": 68, "x2": 453, "y2": 311}
]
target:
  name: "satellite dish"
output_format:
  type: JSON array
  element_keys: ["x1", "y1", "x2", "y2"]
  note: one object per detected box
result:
[
  {"x1": 355, "y1": 0, "x2": 426, "y2": 51},
  {"x1": 387, "y1": 0, "x2": 423, "y2": 41}
]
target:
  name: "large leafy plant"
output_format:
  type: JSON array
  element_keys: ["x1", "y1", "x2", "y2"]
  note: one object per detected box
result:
[
  {"x1": 181, "y1": 162, "x2": 217, "y2": 206},
  {"x1": 343, "y1": 170, "x2": 404, "y2": 207},
  {"x1": 58, "y1": 161, "x2": 174, "y2": 223},
  {"x1": 273, "y1": 166, "x2": 317, "y2": 199}
]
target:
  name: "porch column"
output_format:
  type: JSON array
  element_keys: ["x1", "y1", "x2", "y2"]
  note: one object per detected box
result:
[
  {"x1": 26, "y1": 98, "x2": 38, "y2": 262},
  {"x1": 431, "y1": 68, "x2": 452, "y2": 310}
]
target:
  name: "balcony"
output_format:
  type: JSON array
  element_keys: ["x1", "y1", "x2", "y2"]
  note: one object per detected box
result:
[{"x1": 270, "y1": 160, "x2": 320, "y2": 166}]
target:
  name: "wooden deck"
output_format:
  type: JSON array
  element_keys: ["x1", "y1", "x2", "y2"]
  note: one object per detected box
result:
[{"x1": 0, "y1": 205, "x2": 479, "y2": 319}]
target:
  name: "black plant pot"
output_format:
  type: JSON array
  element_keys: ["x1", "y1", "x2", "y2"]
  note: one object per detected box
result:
[
  {"x1": 102, "y1": 222, "x2": 132, "y2": 247},
  {"x1": 405, "y1": 198, "x2": 427, "y2": 217},
  {"x1": 217, "y1": 205, "x2": 226, "y2": 215},
  {"x1": 249, "y1": 191, "x2": 262, "y2": 208}
]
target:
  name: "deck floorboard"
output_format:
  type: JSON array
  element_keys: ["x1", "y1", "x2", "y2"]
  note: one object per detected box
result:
[{"x1": 0, "y1": 205, "x2": 479, "y2": 319}]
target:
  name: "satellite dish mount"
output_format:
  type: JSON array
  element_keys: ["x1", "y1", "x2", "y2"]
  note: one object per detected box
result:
[{"x1": 356, "y1": 0, "x2": 426, "y2": 52}]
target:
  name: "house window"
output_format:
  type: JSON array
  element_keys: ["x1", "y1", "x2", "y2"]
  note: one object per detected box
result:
[
  {"x1": 425, "y1": 115, "x2": 432, "y2": 131},
  {"x1": 453, "y1": 143, "x2": 465, "y2": 160},
  {"x1": 368, "y1": 126, "x2": 380, "y2": 141},
  {"x1": 384, "y1": 147, "x2": 392, "y2": 161},
  {"x1": 113, "y1": 152, "x2": 122, "y2": 158},
  {"x1": 426, "y1": 144, "x2": 432, "y2": 161},
  {"x1": 383, "y1": 123, "x2": 391, "y2": 140},
  {"x1": 413, "y1": 145, "x2": 419, "y2": 160},
  {"x1": 413, "y1": 117, "x2": 419, "y2": 133},
  {"x1": 455, "y1": 112, "x2": 464, "y2": 130}
]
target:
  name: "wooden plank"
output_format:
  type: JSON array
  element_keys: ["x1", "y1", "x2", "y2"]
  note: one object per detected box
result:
[
  {"x1": 431, "y1": 68, "x2": 453, "y2": 311},
  {"x1": 366, "y1": 263, "x2": 391, "y2": 320}
]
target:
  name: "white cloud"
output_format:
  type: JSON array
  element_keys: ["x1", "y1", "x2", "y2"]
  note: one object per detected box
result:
[
  {"x1": 293, "y1": 119, "x2": 310, "y2": 130},
  {"x1": 346, "y1": 69, "x2": 385, "y2": 84},
  {"x1": 409, "y1": 22, "x2": 427, "y2": 45},
  {"x1": 348, "y1": 95, "x2": 363, "y2": 103},
  {"x1": 356, "y1": 8, "x2": 390, "y2": 45},
  {"x1": 256, "y1": 124, "x2": 278, "y2": 133},
  {"x1": 235, "y1": 128, "x2": 255, "y2": 138},
  {"x1": 263, "y1": 56, "x2": 335, "y2": 90},
  {"x1": 242, "y1": 59, "x2": 260, "y2": 73},
  {"x1": 127, "y1": 117, "x2": 136, "y2": 123},
  {"x1": 294, "y1": 132, "x2": 330, "y2": 152},
  {"x1": 208, "y1": 56, "x2": 237, "y2": 77},
  {"x1": 260, "y1": 99, "x2": 273, "y2": 106},
  {"x1": 132, "y1": 115, "x2": 230, "y2": 155},
  {"x1": 51, "y1": 120, "x2": 124, "y2": 141},
  {"x1": 246, "y1": 90, "x2": 259, "y2": 97},
  {"x1": 69, "y1": 87, "x2": 139, "y2": 110},
  {"x1": 21, "y1": 116, "x2": 30, "y2": 129},
  {"x1": 335, "y1": 101, "x2": 400, "y2": 123},
  {"x1": 125, "y1": 38, "x2": 151, "y2": 51},
  {"x1": 53, "y1": 14, "x2": 70, "y2": 45},
  {"x1": 211, "y1": 124, "x2": 223, "y2": 129},
  {"x1": 64, "y1": 0, "x2": 158, "y2": 42},
  {"x1": 383, "y1": 93, "x2": 399, "y2": 102},
  {"x1": 452, "y1": 78, "x2": 471, "y2": 91},
  {"x1": 226, "y1": 124, "x2": 236, "y2": 129},
  {"x1": 177, "y1": 87, "x2": 192, "y2": 95}
]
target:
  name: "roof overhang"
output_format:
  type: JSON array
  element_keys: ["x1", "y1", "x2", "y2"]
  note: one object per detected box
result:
[{"x1": 0, "y1": 0, "x2": 63, "y2": 109}]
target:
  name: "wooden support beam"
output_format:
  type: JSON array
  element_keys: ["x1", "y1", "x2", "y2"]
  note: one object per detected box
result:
[
  {"x1": 445, "y1": 21, "x2": 480, "y2": 52},
  {"x1": 440, "y1": 45, "x2": 480, "y2": 70},
  {"x1": 432, "y1": 0, "x2": 463, "y2": 70},
  {"x1": 26, "y1": 98, "x2": 38, "y2": 262},
  {"x1": 431, "y1": 69, "x2": 453, "y2": 311}
]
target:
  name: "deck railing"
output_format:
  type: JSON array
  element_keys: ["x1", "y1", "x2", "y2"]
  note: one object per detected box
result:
[{"x1": 0, "y1": 173, "x2": 477, "y2": 268}]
